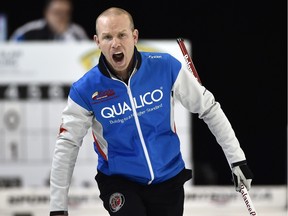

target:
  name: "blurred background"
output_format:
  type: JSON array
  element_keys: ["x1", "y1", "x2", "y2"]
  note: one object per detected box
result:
[{"x1": 0, "y1": 0, "x2": 287, "y2": 215}]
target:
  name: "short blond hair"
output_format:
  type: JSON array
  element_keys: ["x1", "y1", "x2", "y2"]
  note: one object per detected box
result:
[{"x1": 95, "y1": 7, "x2": 135, "y2": 35}]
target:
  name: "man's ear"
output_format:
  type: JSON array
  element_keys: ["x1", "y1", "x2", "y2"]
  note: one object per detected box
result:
[
  {"x1": 94, "y1": 35, "x2": 100, "y2": 47},
  {"x1": 133, "y1": 29, "x2": 139, "y2": 44}
]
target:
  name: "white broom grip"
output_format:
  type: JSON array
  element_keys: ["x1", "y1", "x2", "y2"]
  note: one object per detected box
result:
[{"x1": 239, "y1": 183, "x2": 258, "y2": 215}]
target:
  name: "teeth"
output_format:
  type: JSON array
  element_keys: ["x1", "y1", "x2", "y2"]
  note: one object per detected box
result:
[{"x1": 114, "y1": 52, "x2": 122, "y2": 54}]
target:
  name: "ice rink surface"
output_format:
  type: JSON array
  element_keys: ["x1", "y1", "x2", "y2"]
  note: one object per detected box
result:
[{"x1": 0, "y1": 185, "x2": 287, "y2": 216}]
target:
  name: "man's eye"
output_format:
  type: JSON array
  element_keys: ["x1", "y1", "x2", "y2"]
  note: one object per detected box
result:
[
  {"x1": 103, "y1": 35, "x2": 112, "y2": 40},
  {"x1": 119, "y1": 33, "x2": 126, "y2": 38}
]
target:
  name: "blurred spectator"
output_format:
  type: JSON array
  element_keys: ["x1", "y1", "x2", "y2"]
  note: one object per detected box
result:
[
  {"x1": 9, "y1": 0, "x2": 89, "y2": 41},
  {"x1": 0, "y1": 13, "x2": 8, "y2": 41}
]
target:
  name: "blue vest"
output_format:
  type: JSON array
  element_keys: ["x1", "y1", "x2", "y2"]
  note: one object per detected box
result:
[{"x1": 69, "y1": 50, "x2": 185, "y2": 184}]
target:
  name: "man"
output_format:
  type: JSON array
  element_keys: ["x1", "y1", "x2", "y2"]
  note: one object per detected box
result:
[
  {"x1": 49, "y1": 7, "x2": 253, "y2": 216},
  {"x1": 10, "y1": 0, "x2": 89, "y2": 41}
]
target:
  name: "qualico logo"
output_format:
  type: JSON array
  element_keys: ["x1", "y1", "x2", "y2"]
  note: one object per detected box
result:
[{"x1": 101, "y1": 88, "x2": 163, "y2": 118}]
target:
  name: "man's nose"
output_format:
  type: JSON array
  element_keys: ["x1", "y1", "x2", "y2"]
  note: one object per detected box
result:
[{"x1": 111, "y1": 37, "x2": 120, "y2": 48}]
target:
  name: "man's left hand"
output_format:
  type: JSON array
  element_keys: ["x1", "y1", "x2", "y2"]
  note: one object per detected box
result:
[{"x1": 231, "y1": 161, "x2": 254, "y2": 192}]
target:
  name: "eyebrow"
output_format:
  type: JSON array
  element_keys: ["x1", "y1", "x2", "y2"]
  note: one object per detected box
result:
[{"x1": 101, "y1": 29, "x2": 129, "y2": 36}]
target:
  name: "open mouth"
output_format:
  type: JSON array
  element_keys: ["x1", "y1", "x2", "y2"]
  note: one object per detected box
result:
[{"x1": 112, "y1": 52, "x2": 124, "y2": 62}]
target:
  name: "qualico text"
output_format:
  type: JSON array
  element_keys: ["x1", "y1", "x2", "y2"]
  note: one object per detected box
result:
[{"x1": 101, "y1": 89, "x2": 163, "y2": 118}]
